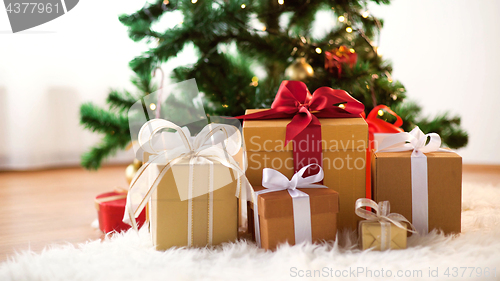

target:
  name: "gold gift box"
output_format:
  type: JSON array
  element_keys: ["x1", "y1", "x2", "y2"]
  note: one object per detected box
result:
[
  {"x1": 358, "y1": 221, "x2": 407, "y2": 250},
  {"x1": 243, "y1": 109, "x2": 368, "y2": 231},
  {"x1": 147, "y1": 157, "x2": 238, "y2": 250}
]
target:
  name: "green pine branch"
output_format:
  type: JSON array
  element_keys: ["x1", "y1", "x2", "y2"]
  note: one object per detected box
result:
[
  {"x1": 79, "y1": 103, "x2": 131, "y2": 170},
  {"x1": 119, "y1": 0, "x2": 175, "y2": 42},
  {"x1": 107, "y1": 90, "x2": 137, "y2": 112},
  {"x1": 80, "y1": 133, "x2": 131, "y2": 170},
  {"x1": 394, "y1": 101, "x2": 468, "y2": 149},
  {"x1": 131, "y1": 72, "x2": 156, "y2": 95},
  {"x1": 80, "y1": 103, "x2": 129, "y2": 135}
]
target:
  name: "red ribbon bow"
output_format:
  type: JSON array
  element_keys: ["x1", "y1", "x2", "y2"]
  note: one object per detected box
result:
[
  {"x1": 236, "y1": 80, "x2": 364, "y2": 145},
  {"x1": 362, "y1": 105, "x2": 403, "y2": 147}
]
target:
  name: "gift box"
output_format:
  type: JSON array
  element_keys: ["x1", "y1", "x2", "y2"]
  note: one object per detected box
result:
[
  {"x1": 243, "y1": 109, "x2": 366, "y2": 231},
  {"x1": 356, "y1": 198, "x2": 413, "y2": 251},
  {"x1": 252, "y1": 187, "x2": 339, "y2": 250},
  {"x1": 149, "y1": 158, "x2": 238, "y2": 250},
  {"x1": 251, "y1": 165, "x2": 339, "y2": 250},
  {"x1": 124, "y1": 119, "x2": 248, "y2": 250},
  {"x1": 371, "y1": 127, "x2": 462, "y2": 235},
  {"x1": 239, "y1": 81, "x2": 366, "y2": 231},
  {"x1": 359, "y1": 221, "x2": 407, "y2": 250},
  {"x1": 363, "y1": 105, "x2": 404, "y2": 201},
  {"x1": 95, "y1": 190, "x2": 146, "y2": 234}
]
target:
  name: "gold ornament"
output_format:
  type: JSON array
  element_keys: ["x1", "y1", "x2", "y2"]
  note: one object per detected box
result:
[
  {"x1": 125, "y1": 159, "x2": 142, "y2": 184},
  {"x1": 285, "y1": 58, "x2": 314, "y2": 81}
]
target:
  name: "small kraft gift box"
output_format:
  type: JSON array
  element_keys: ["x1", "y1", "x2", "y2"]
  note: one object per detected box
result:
[
  {"x1": 371, "y1": 127, "x2": 462, "y2": 235},
  {"x1": 123, "y1": 119, "x2": 250, "y2": 250},
  {"x1": 356, "y1": 198, "x2": 415, "y2": 251},
  {"x1": 251, "y1": 164, "x2": 339, "y2": 250},
  {"x1": 238, "y1": 80, "x2": 367, "y2": 231}
]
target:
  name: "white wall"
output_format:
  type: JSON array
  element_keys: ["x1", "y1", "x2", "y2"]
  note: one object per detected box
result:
[
  {"x1": 369, "y1": 0, "x2": 500, "y2": 164},
  {"x1": 0, "y1": 1, "x2": 147, "y2": 169},
  {"x1": 0, "y1": 0, "x2": 498, "y2": 169}
]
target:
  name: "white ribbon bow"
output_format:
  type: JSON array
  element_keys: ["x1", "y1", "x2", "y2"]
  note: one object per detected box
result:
[
  {"x1": 376, "y1": 126, "x2": 448, "y2": 156},
  {"x1": 376, "y1": 126, "x2": 451, "y2": 234},
  {"x1": 356, "y1": 198, "x2": 416, "y2": 250},
  {"x1": 355, "y1": 198, "x2": 416, "y2": 230},
  {"x1": 253, "y1": 164, "x2": 327, "y2": 247},
  {"x1": 123, "y1": 119, "x2": 251, "y2": 246}
]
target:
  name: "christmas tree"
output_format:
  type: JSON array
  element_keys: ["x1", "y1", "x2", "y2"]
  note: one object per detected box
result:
[{"x1": 80, "y1": 0, "x2": 468, "y2": 170}]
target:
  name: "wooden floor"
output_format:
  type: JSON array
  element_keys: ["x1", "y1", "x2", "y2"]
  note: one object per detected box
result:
[
  {"x1": 0, "y1": 166, "x2": 127, "y2": 262},
  {"x1": 0, "y1": 164, "x2": 499, "y2": 262}
]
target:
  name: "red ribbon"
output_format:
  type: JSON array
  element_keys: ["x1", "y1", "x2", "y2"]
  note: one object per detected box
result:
[
  {"x1": 237, "y1": 80, "x2": 364, "y2": 174},
  {"x1": 363, "y1": 105, "x2": 403, "y2": 149}
]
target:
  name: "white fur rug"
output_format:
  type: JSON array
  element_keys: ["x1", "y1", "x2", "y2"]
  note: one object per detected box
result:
[{"x1": 2, "y1": 182, "x2": 500, "y2": 281}]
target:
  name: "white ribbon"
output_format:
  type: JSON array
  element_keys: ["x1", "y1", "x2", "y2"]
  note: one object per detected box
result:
[
  {"x1": 355, "y1": 198, "x2": 416, "y2": 250},
  {"x1": 123, "y1": 119, "x2": 251, "y2": 246},
  {"x1": 253, "y1": 164, "x2": 327, "y2": 247},
  {"x1": 376, "y1": 126, "x2": 451, "y2": 234}
]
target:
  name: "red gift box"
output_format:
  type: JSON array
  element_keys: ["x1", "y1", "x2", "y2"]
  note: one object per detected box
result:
[{"x1": 95, "y1": 190, "x2": 147, "y2": 233}]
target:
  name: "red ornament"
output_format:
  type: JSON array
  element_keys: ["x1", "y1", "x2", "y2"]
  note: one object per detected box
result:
[{"x1": 324, "y1": 46, "x2": 358, "y2": 77}]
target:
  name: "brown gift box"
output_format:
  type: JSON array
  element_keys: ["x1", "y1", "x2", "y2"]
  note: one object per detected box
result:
[
  {"x1": 243, "y1": 109, "x2": 367, "y2": 231},
  {"x1": 358, "y1": 221, "x2": 407, "y2": 250},
  {"x1": 147, "y1": 157, "x2": 238, "y2": 250},
  {"x1": 371, "y1": 151, "x2": 462, "y2": 234},
  {"x1": 250, "y1": 186, "x2": 339, "y2": 250}
]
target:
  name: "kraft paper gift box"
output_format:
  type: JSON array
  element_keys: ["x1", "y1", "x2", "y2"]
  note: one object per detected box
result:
[
  {"x1": 251, "y1": 186, "x2": 339, "y2": 251},
  {"x1": 355, "y1": 198, "x2": 413, "y2": 250},
  {"x1": 243, "y1": 109, "x2": 367, "y2": 231},
  {"x1": 145, "y1": 149, "x2": 248, "y2": 242},
  {"x1": 371, "y1": 128, "x2": 462, "y2": 235},
  {"x1": 359, "y1": 221, "x2": 407, "y2": 250},
  {"x1": 149, "y1": 158, "x2": 238, "y2": 250},
  {"x1": 125, "y1": 119, "x2": 247, "y2": 251}
]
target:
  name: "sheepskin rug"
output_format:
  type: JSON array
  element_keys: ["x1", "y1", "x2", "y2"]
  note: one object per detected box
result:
[{"x1": 1, "y1": 181, "x2": 500, "y2": 281}]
